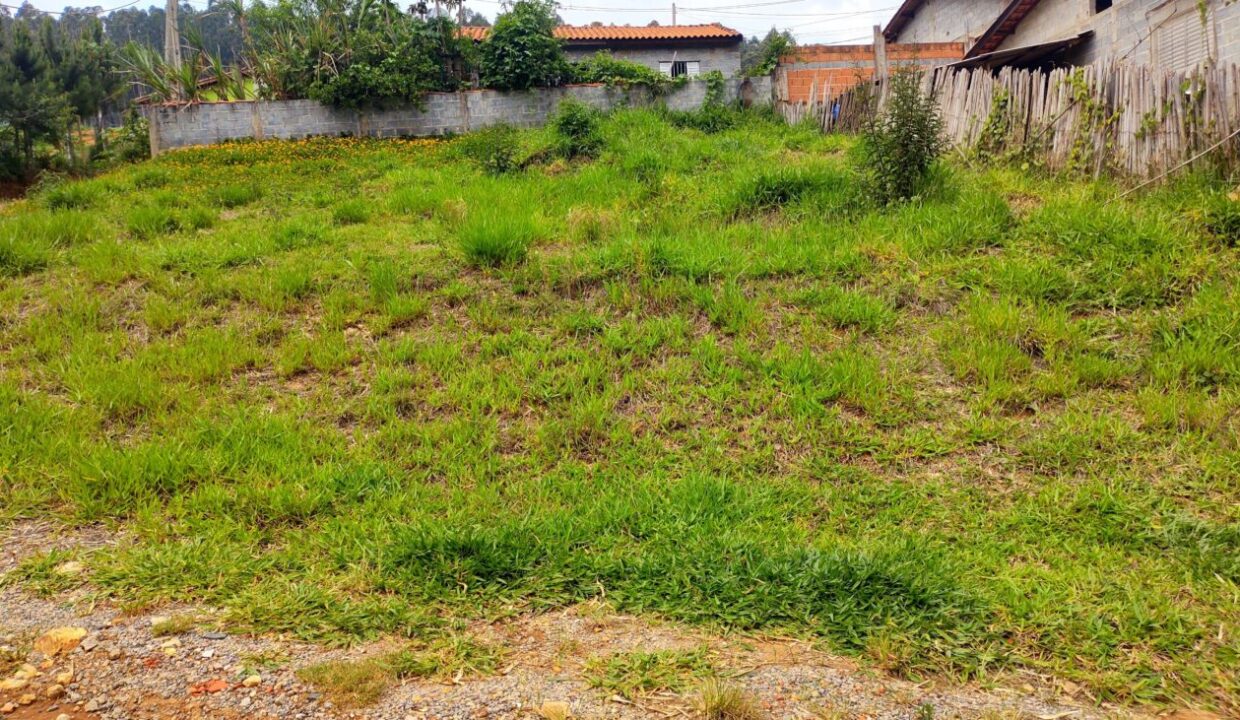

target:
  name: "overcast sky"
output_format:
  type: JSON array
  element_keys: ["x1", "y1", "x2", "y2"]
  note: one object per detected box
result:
[{"x1": 13, "y1": 0, "x2": 898, "y2": 44}]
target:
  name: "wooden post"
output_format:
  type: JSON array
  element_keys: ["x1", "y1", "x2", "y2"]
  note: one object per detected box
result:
[
  {"x1": 164, "y1": 0, "x2": 182, "y2": 100},
  {"x1": 873, "y1": 25, "x2": 889, "y2": 110}
]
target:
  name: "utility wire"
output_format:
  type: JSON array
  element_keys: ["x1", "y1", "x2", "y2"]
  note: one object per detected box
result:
[{"x1": 2, "y1": 0, "x2": 170, "y2": 15}]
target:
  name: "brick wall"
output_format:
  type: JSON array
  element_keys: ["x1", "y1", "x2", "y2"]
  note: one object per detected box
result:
[
  {"x1": 564, "y1": 45, "x2": 742, "y2": 77},
  {"x1": 145, "y1": 76, "x2": 771, "y2": 154},
  {"x1": 776, "y1": 42, "x2": 963, "y2": 103}
]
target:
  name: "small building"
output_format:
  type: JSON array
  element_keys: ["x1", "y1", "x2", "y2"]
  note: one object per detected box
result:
[
  {"x1": 461, "y1": 23, "x2": 744, "y2": 77},
  {"x1": 883, "y1": 0, "x2": 1240, "y2": 70}
]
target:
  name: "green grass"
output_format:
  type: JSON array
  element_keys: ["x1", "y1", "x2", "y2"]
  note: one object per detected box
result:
[
  {"x1": 0, "y1": 121, "x2": 1237, "y2": 713},
  {"x1": 585, "y1": 647, "x2": 715, "y2": 697}
]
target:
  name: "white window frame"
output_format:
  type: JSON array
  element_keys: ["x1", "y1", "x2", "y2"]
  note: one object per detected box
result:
[{"x1": 661, "y1": 60, "x2": 702, "y2": 78}]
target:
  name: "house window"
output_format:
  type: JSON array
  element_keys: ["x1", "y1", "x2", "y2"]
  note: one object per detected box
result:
[
  {"x1": 660, "y1": 60, "x2": 701, "y2": 78},
  {"x1": 1094, "y1": 0, "x2": 1111, "y2": 12}
]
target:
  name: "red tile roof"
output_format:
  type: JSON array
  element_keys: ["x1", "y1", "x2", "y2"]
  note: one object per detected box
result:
[{"x1": 460, "y1": 23, "x2": 742, "y2": 42}]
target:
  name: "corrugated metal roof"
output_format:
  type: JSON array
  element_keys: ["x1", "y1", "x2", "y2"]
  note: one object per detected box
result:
[{"x1": 459, "y1": 23, "x2": 741, "y2": 42}]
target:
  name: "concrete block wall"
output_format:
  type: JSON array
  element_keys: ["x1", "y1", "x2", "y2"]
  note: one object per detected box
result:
[
  {"x1": 892, "y1": 0, "x2": 1010, "y2": 45},
  {"x1": 1221, "y1": 0, "x2": 1240, "y2": 67},
  {"x1": 146, "y1": 77, "x2": 770, "y2": 153},
  {"x1": 564, "y1": 45, "x2": 743, "y2": 78}
]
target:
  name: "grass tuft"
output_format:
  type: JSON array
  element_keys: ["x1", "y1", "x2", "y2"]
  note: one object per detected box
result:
[
  {"x1": 458, "y1": 211, "x2": 537, "y2": 267},
  {"x1": 332, "y1": 199, "x2": 371, "y2": 225},
  {"x1": 692, "y1": 679, "x2": 767, "y2": 720}
]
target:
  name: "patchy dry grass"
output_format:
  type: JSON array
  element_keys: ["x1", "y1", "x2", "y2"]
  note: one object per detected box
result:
[
  {"x1": 585, "y1": 647, "x2": 716, "y2": 698},
  {"x1": 296, "y1": 635, "x2": 503, "y2": 706},
  {"x1": 692, "y1": 678, "x2": 768, "y2": 720},
  {"x1": 0, "y1": 117, "x2": 1237, "y2": 713}
]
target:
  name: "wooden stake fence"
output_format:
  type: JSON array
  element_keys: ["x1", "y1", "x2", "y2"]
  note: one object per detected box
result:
[{"x1": 774, "y1": 61, "x2": 1240, "y2": 178}]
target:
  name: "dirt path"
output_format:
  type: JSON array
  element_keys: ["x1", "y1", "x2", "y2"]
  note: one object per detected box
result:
[{"x1": 1, "y1": 522, "x2": 1132, "y2": 720}]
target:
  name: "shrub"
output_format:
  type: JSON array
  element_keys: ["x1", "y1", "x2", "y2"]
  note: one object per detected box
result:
[
  {"x1": 744, "y1": 29, "x2": 794, "y2": 77},
  {"x1": 310, "y1": 53, "x2": 438, "y2": 110},
  {"x1": 480, "y1": 0, "x2": 568, "y2": 91},
  {"x1": 571, "y1": 52, "x2": 677, "y2": 92},
  {"x1": 292, "y1": 17, "x2": 469, "y2": 110},
  {"x1": 551, "y1": 98, "x2": 603, "y2": 160},
  {"x1": 860, "y1": 70, "x2": 944, "y2": 205},
  {"x1": 457, "y1": 125, "x2": 522, "y2": 175},
  {"x1": 458, "y1": 212, "x2": 537, "y2": 267},
  {"x1": 113, "y1": 108, "x2": 152, "y2": 163}
]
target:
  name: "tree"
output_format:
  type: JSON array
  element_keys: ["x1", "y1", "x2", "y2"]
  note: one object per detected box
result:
[
  {"x1": 239, "y1": 0, "x2": 474, "y2": 107},
  {"x1": 47, "y1": 17, "x2": 125, "y2": 153},
  {"x1": 480, "y1": 0, "x2": 566, "y2": 91},
  {"x1": 0, "y1": 16, "x2": 71, "y2": 176},
  {"x1": 741, "y1": 26, "x2": 793, "y2": 76},
  {"x1": 462, "y1": 8, "x2": 489, "y2": 25}
]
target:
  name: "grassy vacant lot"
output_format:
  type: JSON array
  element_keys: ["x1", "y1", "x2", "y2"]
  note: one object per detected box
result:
[{"x1": 1, "y1": 109, "x2": 1238, "y2": 711}]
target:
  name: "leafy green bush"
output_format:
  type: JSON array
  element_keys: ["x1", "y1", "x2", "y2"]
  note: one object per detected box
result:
[
  {"x1": 860, "y1": 70, "x2": 944, "y2": 205},
  {"x1": 571, "y1": 52, "x2": 679, "y2": 92},
  {"x1": 744, "y1": 29, "x2": 794, "y2": 77},
  {"x1": 245, "y1": 11, "x2": 472, "y2": 110},
  {"x1": 551, "y1": 98, "x2": 603, "y2": 160},
  {"x1": 310, "y1": 52, "x2": 438, "y2": 110},
  {"x1": 113, "y1": 109, "x2": 151, "y2": 163},
  {"x1": 480, "y1": 0, "x2": 568, "y2": 91},
  {"x1": 456, "y1": 125, "x2": 523, "y2": 175}
]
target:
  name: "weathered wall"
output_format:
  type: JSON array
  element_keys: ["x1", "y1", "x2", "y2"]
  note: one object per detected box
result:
[
  {"x1": 1001, "y1": 0, "x2": 1240, "y2": 69},
  {"x1": 564, "y1": 45, "x2": 743, "y2": 76},
  {"x1": 145, "y1": 77, "x2": 770, "y2": 154},
  {"x1": 776, "y1": 42, "x2": 964, "y2": 103},
  {"x1": 995, "y1": 0, "x2": 1240, "y2": 69},
  {"x1": 890, "y1": 0, "x2": 1010, "y2": 45}
]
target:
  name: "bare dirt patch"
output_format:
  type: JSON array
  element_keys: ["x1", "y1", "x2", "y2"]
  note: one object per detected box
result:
[{"x1": 0, "y1": 523, "x2": 1142, "y2": 720}]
